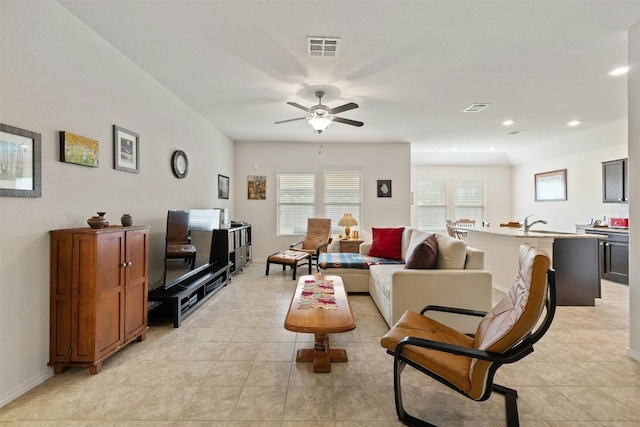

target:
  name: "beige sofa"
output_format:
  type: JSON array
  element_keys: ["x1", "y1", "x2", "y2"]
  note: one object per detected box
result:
[{"x1": 320, "y1": 227, "x2": 493, "y2": 333}]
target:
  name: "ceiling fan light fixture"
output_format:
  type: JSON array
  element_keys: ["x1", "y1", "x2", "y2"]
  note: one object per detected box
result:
[{"x1": 308, "y1": 116, "x2": 333, "y2": 133}]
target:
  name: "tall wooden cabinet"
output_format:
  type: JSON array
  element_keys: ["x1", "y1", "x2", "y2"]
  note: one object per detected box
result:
[{"x1": 49, "y1": 226, "x2": 149, "y2": 374}]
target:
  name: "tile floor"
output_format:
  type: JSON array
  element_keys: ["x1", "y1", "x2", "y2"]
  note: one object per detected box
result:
[{"x1": 1, "y1": 262, "x2": 639, "y2": 426}]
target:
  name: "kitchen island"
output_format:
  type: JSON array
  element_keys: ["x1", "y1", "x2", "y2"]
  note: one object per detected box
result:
[{"x1": 466, "y1": 227, "x2": 600, "y2": 306}]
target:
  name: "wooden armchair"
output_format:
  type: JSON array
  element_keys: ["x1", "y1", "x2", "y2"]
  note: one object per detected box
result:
[
  {"x1": 381, "y1": 244, "x2": 556, "y2": 426},
  {"x1": 290, "y1": 218, "x2": 332, "y2": 271}
]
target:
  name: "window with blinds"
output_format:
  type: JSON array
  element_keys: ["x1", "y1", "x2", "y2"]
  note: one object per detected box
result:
[
  {"x1": 455, "y1": 180, "x2": 485, "y2": 224},
  {"x1": 323, "y1": 172, "x2": 363, "y2": 234},
  {"x1": 416, "y1": 180, "x2": 447, "y2": 231},
  {"x1": 276, "y1": 173, "x2": 316, "y2": 236}
]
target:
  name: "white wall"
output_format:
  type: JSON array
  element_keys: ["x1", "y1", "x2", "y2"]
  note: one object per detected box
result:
[
  {"x1": 234, "y1": 141, "x2": 411, "y2": 259},
  {"x1": 511, "y1": 120, "x2": 628, "y2": 232},
  {"x1": 628, "y1": 22, "x2": 640, "y2": 360},
  {"x1": 0, "y1": 2, "x2": 234, "y2": 405},
  {"x1": 410, "y1": 166, "x2": 513, "y2": 228}
]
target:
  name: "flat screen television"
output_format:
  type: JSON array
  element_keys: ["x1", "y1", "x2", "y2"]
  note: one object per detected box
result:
[{"x1": 163, "y1": 209, "x2": 222, "y2": 290}]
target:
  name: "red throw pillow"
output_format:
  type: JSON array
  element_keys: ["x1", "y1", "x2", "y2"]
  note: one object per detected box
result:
[
  {"x1": 369, "y1": 227, "x2": 404, "y2": 260},
  {"x1": 404, "y1": 234, "x2": 438, "y2": 269}
]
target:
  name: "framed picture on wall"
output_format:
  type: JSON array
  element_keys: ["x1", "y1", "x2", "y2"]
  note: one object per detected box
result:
[
  {"x1": 60, "y1": 131, "x2": 99, "y2": 168},
  {"x1": 218, "y1": 174, "x2": 229, "y2": 199},
  {"x1": 377, "y1": 179, "x2": 392, "y2": 197},
  {"x1": 534, "y1": 169, "x2": 567, "y2": 201},
  {"x1": 113, "y1": 125, "x2": 139, "y2": 173},
  {"x1": 248, "y1": 175, "x2": 266, "y2": 200},
  {"x1": 0, "y1": 123, "x2": 42, "y2": 198}
]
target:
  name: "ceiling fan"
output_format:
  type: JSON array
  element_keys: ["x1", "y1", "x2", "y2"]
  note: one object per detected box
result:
[{"x1": 275, "y1": 91, "x2": 364, "y2": 134}]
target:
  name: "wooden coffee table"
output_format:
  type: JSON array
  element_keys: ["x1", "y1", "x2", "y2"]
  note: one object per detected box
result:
[{"x1": 284, "y1": 275, "x2": 356, "y2": 373}]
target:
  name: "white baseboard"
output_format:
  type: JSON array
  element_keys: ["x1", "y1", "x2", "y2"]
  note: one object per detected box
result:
[
  {"x1": 0, "y1": 368, "x2": 53, "y2": 408},
  {"x1": 627, "y1": 347, "x2": 640, "y2": 362}
]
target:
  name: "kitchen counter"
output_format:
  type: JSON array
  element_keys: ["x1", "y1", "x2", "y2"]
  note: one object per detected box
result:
[
  {"x1": 466, "y1": 227, "x2": 600, "y2": 306},
  {"x1": 466, "y1": 226, "x2": 601, "y2": 238}
]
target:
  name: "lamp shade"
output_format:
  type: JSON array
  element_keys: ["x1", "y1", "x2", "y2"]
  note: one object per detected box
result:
[
  {"x1": 338, "y1": 213, "x2": 358, "y2": 227},
  {"x1": 308, "y1": 116, "x2": 332, "y2": 133}
]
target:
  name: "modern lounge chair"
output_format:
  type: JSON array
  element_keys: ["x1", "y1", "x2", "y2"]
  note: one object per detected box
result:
[
  {"x1": 290, "y1": 217, "x2": 332, "y2": 271},
  {"x1": 380, "y1": 243, "x2": 556, "y2": 426}
]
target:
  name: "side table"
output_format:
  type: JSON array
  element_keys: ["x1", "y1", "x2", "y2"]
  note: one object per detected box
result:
[{"x1": 339, "y1": 239, "x2": 363, "y2": 253}]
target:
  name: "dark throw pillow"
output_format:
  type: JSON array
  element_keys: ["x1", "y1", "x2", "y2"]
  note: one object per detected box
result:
[
  {"x1": 368, "y1": 227, "x2": 404, "y2": 260},
  {"x1": 404, "y1": 234, "x2": 438, "y2": 269}
]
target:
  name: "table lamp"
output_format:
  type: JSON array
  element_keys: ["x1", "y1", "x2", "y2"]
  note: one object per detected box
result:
[{"x1": 338, "y1": 213, "x2": 358, "y2": 239}]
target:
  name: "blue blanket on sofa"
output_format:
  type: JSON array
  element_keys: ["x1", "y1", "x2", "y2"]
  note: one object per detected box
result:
[{"x1": 319, "y1": 252, "x2": 403, "y2": 269}]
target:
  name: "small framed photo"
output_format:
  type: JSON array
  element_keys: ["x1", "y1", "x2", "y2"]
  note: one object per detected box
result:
[
  {"x1": 248, "y1": 175, "x2": 266, "y2": 200},
  {"x1": 535, "y1": 169, "x2": 567, "y2": 201},
  {"x1": 113, "y1": 125, "x2": 139, "y2": 173},
  {"x1": 218, "y1": 174, "x2": 230, "y2": 199},
  {"x1": 0, "y1": 123, "x2": 42, "y2": 198},
  {"x1": 60, "y1": 131, "x2": 99, "y2": 168},
  {"x1": 377, "y1": 179, "x2": 392, "y2": 197}
]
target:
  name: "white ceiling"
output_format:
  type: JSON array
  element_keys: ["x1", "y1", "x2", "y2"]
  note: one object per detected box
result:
[{"x1": 59, "y1": 0, "x2": 640, "y2": 165}]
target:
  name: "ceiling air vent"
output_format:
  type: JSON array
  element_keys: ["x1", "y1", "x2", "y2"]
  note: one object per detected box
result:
[
  {"x1": 307, "y1": 37, "x2": 341, "y2": 57},
  {"x1": 463, "y1": 103, "x2": 490, "y2": 112},
  {"x1": 507, "y1": 130, "x2": 529, "y2": 135}
]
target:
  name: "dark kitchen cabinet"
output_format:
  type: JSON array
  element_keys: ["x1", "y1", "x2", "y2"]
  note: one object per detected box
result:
[
  {"x1": 602, "y1": 158, "x2": 628, "y2": 203},
  {"x1": 585, "y1": 229, "x2": 629, "y2": 284}
]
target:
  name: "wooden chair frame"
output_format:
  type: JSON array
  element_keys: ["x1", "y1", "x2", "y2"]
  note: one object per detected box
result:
[{"x1": 387, "y1": 269, "x2": 556, "y2": 427}]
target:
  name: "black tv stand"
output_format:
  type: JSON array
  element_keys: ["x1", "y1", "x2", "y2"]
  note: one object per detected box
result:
[{"x1": 148, "y1": 264, "x2": 228, "y2": 327}]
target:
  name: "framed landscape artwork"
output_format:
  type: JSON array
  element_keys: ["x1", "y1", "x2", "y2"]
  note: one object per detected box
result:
[
  {"x1": 113, "y1": 125, "x2": 140, "y2": 173},
  {"x1": 535, "y1": 169, "x2": 567, "y2": 201},
  {"x1": 0, "y1": 123, "x2": 42, "y2": 198},
  {"x1": 60, "y1": 131, "x2": 99, "y2": 168},
  {"x1": 218, "y1": 174, "x2": 229, "y2": 199}
]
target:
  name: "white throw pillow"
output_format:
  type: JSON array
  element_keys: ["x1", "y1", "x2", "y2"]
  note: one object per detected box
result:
[{"x1": 435, "y1": 234, "x2": 467, "y2": 269}]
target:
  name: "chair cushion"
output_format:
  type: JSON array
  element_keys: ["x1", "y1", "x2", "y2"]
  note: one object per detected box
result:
[
  {"x1": 404, "y1": 234, "x2": 438, "y2": 269},
  {"x1": 380, "y1": 310, "x2": 474, "y2": 393},
  {"x1": 434, "y1": 234, "x2": 467, "y2": 269},
  {"x1": 467, "y1": 244, "x2": 550, "y2": 399},
  {"x1": 302, "y1": 218, "x2": 331, "y2": 251},
  {"x1": 369, "y1": 227, "x2": 404, "y2": 260}
]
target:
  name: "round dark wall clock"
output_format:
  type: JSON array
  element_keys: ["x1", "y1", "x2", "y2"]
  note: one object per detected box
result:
[{"x1": 171, "y1": 150, "x2": 189, "y2": 178}]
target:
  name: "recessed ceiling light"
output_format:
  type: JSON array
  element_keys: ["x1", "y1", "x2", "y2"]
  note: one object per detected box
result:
[
  {"x1": 502, "y1": 120, "x2": 514, "y2": 126},
  {"x1": 567, "y1": 120, "x2": 581, "y2": 127},
  {"x1": 452, "y1": 147, "x2": 459, "y2": 151},
  {"x1": 608, "y1": 66, "x2": 629, "y2": 76},
  {"x1": 489, "y1": 147, "x2": 496, "y2": 151}
]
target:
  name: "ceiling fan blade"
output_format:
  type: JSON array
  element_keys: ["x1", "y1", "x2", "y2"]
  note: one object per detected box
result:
[
  {"x1": 275, "y1": 117, "x2": 306, "y2": 124},
  {"x1": 287, "y1": 102, "x2": 310, "y2": 112},
  {"x1": 329, "y1": 102, "x2": 359, "y2": 114},
  {"x1": 333, "y1": 116, "x2": 364, "y2": 127}
]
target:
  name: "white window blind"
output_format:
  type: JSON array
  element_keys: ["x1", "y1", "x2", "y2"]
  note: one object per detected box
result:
[
  {"x1": 323, "y1": 172, "x2": 363, "y2": 234},
  {"x1": 455, "y1": 180, "x2": 485, "y2": 224},
  {"x1": 277, "y1": 173, "x2": 316, "y2": 236},
  {"x1": 416, "y1": 180, "x2": 447, "y2": 231}
]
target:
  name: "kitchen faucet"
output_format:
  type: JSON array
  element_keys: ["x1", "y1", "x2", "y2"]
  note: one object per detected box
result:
[{"x1": 523, "y1": 214, "x2": 547, "y2": 232}]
